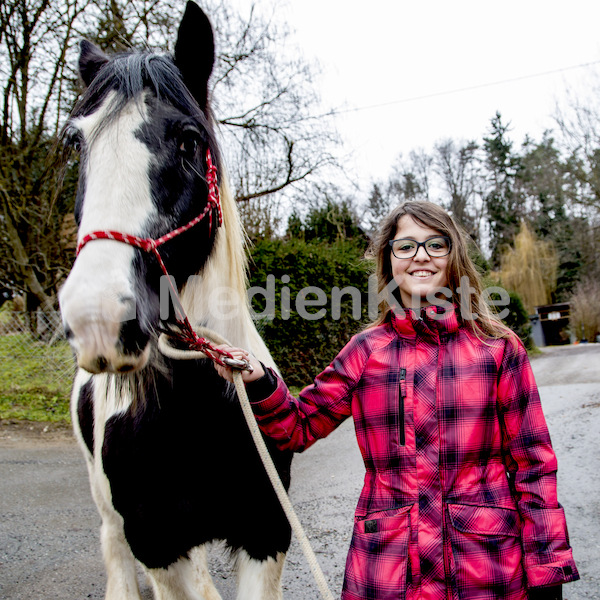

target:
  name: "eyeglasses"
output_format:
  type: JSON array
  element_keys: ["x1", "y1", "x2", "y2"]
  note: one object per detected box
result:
[{"x1": 389, "y1": 236, "x2": 451, "y2": 259}]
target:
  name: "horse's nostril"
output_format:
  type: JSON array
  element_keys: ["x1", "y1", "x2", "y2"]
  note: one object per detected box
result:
[
  {"x1": 117, "y1": 364, "x2": 135, "y2": 373},
  {"x1": 96, "y1": 356, "x2": 109, "y2": 372},
  {"x1": 118, "y1": 295, "x2": 137, "y2": 320}
]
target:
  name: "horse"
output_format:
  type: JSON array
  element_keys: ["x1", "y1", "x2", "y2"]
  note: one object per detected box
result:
[{"x1": 58, "y1": 3, "x2": 293, "y2": 599}]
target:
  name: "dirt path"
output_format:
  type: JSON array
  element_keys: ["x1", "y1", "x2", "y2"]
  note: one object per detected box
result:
[{"x1": 1, "y1": 344, "x2": 599, "y2": 599}]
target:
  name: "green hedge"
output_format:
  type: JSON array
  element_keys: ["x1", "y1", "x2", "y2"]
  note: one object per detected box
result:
[
  {"x1": 502, "y1": 290, "x2": 534, "y2": 350},
  {"x1": 248, "y1": 237, "x2": 372, "y2": 387}
]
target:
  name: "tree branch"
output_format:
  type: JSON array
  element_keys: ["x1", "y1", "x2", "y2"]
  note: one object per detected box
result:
[{"x1": 0, "y1": 183, "x2": 54, "y2": 309}]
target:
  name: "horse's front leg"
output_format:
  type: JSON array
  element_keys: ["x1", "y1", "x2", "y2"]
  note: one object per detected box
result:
[
  {"x1": 99, "y1": 505, "x2": 143, "y2": 599},
  {"x1": 86, "y1": 456, "x2": 141, "y2": 599},
  {"x1": 145, "y1": 545, "x2": 222, "y2": 600},
  {"x1": 73, "y1": 373, "x2": 142, "y2": 600},
  {"x1": 84, "y1": 457, "x2": 142, "y2": 599},
  {"x1": 235, "y1": 550, "x2": 286, "y2": 600}
]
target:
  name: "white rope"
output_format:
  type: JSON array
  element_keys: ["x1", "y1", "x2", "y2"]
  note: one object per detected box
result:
[{"x1": 158, "y1": 331, "x2": 336, "y2": 600}]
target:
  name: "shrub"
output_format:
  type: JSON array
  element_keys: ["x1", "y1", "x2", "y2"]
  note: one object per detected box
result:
[
  {"x1": 503, "y1": 290, "x2": 534, "y2": 350},
  {"x1": 570, "y1": 277, "x2": 600, "y2": 342},
  {"x1": 482, "y1": 276, "x2": 534, "y2": 350},
  {"x1": 248, "y1": 237, "x2": 371, "y2": 386}
]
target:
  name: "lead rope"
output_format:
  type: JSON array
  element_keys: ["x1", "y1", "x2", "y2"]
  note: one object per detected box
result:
[{"x1": 158, "y1": 331, "x2": 336, "y2": 600}]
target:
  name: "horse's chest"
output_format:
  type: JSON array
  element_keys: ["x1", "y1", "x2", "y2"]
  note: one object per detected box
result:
[
  {"x1": 101, "y1": 367, "x2": 241, "y2": 509},
  {"x1": 88, "y1": 363, "x2": 292, "y2": 568}
]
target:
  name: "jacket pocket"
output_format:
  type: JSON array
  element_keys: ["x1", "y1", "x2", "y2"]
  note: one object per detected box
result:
[
  {"x1": 398, "y1": 369, "x2": 406, "y2": 447},
  {"x1": 447, "y1": 503, "x2": 526, "y2": 599},
  {"x1": 342, "y1": 505, "x2": 412, "y2": 600}
]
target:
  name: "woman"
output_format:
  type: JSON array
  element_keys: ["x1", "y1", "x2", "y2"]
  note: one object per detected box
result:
[{"x1": 216, "y1": 201, "x2": 578, "y2": 600}]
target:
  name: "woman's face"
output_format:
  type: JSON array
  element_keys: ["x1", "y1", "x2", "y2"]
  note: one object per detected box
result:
[{"x1": 390, "y1": 215, "x2": 450, "y2": 309}]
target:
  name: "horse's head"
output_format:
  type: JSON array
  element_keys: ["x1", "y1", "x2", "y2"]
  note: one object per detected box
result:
[{"x1": 59, "y1": 2, "x2": 221, "y2": 374}]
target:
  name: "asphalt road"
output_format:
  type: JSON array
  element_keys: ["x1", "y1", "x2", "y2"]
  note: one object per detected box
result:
[{"x1": 1, "y1": 344, "x2": 599, "y2": 600}]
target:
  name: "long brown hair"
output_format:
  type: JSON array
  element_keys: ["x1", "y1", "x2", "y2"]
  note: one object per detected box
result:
[{"x1": 368, "y1": 201, "x2": 513, "y2": 342}]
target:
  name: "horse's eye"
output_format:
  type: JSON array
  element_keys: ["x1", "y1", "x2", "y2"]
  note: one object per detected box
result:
[
  {"x1": 179, "y1": 129, "x2": 200, "y2": 157},
  {"x1": 64, "y1": 127, "x2": 83, "y2": 153}
]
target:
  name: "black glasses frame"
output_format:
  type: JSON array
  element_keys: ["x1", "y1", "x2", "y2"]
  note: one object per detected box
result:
[{"x1": 389, "y1": 236, "x2": 452, "y2": 259}]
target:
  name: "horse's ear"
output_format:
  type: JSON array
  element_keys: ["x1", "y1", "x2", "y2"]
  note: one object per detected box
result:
[
  {"x1": 174, "y1": 1, "x2": 215, "y2": 110},
  {"x1": 79, "y1": 40, "x2": 109, "y2": 87}
]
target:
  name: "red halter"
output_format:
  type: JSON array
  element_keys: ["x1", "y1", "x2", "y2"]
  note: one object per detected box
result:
[
  {"x1": 76, "y1": 148, "x2": 222, "y2": 257},
  {"x1": 75, "y1": 148, "x2": 233, "y2": 366}
]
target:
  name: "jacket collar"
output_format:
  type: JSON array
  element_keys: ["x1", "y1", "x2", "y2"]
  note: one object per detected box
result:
[{"x1": 389, "y1": 303, "x2": 459, "y2": 338}]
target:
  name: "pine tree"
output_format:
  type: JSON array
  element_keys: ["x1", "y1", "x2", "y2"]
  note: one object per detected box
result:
[
  {"x1": 518, "y1": 133, "x2": 583, "y2": 301},
  {"x1": 364, "y1": 183, "x2": 390, "y2": 234},
  {"x1": 483, "y1": 113, "x2": 523, "y2": 267}
]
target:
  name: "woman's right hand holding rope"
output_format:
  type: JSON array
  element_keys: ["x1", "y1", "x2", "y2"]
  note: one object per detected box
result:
[{"x1": 213, "y1": 345, "x2": 265, "y2": 384}]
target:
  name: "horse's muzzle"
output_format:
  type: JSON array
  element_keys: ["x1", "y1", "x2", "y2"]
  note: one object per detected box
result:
[
  {"x1": 60, "y1": 277, "x2": 152, "y2": 374},
  {"x1": 63, "y1": 317, "x2": 152, "y2": 374}
]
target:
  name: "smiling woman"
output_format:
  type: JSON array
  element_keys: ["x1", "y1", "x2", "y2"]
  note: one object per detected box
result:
[
  {"x1": 369, "y1": 201, "x2": 515, "y2": 339},
  {"x1": 214, "y1": 200, "x2": 578, "y2": 600}
]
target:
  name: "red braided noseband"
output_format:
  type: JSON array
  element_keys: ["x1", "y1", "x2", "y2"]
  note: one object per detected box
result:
[{"x1": 75, "y1": 148, "x2": 233, "y2": 366}]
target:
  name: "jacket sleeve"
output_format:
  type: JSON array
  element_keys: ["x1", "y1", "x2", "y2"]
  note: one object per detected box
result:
[
  {"x1": 245, "y1": 334, "x2": 369, "y2": 453},
  {"x1": 497, "y1": 337, "x2": 579, "y2": 588}
]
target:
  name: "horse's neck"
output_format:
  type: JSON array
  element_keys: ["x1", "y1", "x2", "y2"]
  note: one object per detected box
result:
[{"x1": 180, "y1": 227, "x2": 277, "y2": 371}]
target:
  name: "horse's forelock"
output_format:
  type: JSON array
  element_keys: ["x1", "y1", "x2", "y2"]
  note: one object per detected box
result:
[{"x1": 68, "y1": 52, "x2": 219, "y2": 162}]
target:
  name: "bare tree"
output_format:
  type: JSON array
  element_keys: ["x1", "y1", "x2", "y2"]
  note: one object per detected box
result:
[
  {"x1": 390, "y1": 149, "x2": 432, "y2": 205},
  {"x1": 555, "y1": 80, "x2": 600, "y2": 211},
  {"x1": 0, "y1": 0, "x2": 341, "y2": 314},
  {"x1": 362, "y1": 149, "x2": 433, "y2": 234},
  {"x1": 0, "y1": 0, "x2": 90, "y2": 322},
  {"x1": 83, "y1": 0, "x2": 181, "y2": 51},
  {"x1": 207, "y1": 0, "x2": 339, "y2": 208},
  {"x1": 433, "y1": 139, "x2": 484, "y2": 241}
]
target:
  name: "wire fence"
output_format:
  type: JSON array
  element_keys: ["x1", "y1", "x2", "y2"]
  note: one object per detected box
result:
[{"x1": 0, "y1": 310, "x2": 76, "y2": 391}]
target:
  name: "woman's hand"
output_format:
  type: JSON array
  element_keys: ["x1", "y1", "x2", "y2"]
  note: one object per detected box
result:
[{"x1": 213, "y1": 345, "x2": 265, "y2": 384}]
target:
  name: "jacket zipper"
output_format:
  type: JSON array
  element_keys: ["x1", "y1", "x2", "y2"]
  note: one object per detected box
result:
[{"x1": 399, "y1": 368, "x2": 406, "y2": 446}]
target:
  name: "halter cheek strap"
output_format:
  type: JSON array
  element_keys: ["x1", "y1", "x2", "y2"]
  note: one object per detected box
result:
[
  {"x1": 74, "y1": 147, "x2": 234, "y2": 366},
  {"x1": 205, "y1": 147, "x2": 223, "y2": 228}
]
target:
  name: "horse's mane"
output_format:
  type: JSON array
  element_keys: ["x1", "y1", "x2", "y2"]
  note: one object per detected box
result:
[{"x1": 181, "y1": 174, "x2": 278, "y2": 372}]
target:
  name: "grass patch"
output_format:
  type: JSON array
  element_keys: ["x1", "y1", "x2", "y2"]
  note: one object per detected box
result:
[
  {"x1": 0, "y1": 322, "x2": 310, "y2": 424},
  {"x1": 0, "y1": 333, "x2": 74, "y2": 423}
]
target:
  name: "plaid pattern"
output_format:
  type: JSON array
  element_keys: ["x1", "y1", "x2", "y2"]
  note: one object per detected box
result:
[{"x1": 251, "y1": 306, "x2": 579, "y2": 599}]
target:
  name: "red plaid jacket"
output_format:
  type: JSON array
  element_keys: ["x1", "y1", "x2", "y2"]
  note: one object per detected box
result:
[{"x1": 250, "y1": 306, "x2": 579, "y2": 600}]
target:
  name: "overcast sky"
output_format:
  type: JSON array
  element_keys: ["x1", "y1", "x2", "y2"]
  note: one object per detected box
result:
[
  {"x1": 224, "y1": 1, "x2": 600, "y2": 197},
  {"x1": 273, "y1": 1, "x2": 600, "y2": 191}
]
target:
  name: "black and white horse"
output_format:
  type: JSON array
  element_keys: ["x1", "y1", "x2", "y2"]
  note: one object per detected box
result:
[{"x1": 58, "y1": 3, "x2": 292, "y2": 599}]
